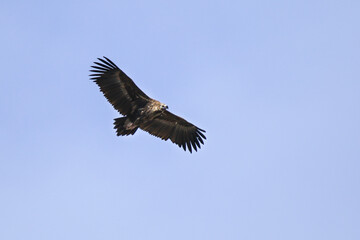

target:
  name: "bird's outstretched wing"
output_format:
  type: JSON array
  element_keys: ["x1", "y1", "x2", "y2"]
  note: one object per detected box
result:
[
  {"x1": 140, "y1": 111, "x2": 206, "y2": 153},
  {"x1": 90, "y1": 57, "x2": 150, "y2": 115}
]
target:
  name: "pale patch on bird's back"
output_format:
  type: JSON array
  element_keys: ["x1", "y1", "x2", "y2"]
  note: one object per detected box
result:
[{"x1": 146, "y1": 100, "x2": 167, "y2": 113}]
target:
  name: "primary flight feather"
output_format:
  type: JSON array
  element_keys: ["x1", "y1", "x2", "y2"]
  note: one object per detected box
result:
[{"x1": 90, "y1": 57, "x2": 206, "y2": 153}]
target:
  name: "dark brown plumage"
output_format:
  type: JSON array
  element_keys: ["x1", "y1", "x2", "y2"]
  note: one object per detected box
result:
[{"x1": 90, "y1": 57, "x2": 206, "y2": 153}]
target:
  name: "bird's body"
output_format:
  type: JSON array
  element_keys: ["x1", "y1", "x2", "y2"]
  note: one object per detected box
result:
[
  {"x1": 90, "y1": 57, "x2": 206, "y2": 153},
  {"x1": 114, "y1": 99, "x2": 167, "y2": 135}
]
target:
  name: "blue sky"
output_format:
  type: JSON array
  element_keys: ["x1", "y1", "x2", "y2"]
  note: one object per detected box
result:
[{"x1": 1, "y1": 0, "x2": 359, "y2": 239}]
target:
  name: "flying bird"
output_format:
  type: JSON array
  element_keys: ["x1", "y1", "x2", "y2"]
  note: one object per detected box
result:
[{"x1": 90, "y1": 57, "x2": 206, "y2": 153}]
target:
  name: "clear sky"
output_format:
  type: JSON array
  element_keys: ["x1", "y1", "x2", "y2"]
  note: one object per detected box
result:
[{"x1": 1, "y1": 0, "x2": 359, "y2": 239}]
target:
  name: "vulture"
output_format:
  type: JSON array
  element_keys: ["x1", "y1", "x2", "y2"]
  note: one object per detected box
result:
[{"x1": 90, "y1": 57, "x2": 206, "y2": 153}]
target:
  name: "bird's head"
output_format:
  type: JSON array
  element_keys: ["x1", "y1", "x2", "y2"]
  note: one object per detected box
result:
[{"x1": 160, "y1": 103, "x2": 168, "y2": 111}]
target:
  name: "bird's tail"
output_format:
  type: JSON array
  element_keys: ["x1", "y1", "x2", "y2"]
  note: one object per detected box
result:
[{"x1": 113, "y1": 117, "x2": 138, "y2": 136}]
